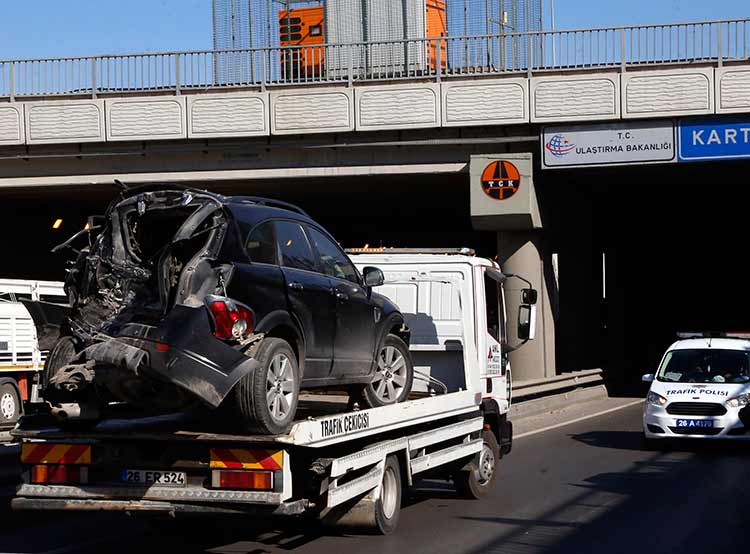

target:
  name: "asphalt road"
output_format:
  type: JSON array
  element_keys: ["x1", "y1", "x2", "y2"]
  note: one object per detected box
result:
[{"x1": 2, "y1": 402, "x2": 749, "y2": 554}]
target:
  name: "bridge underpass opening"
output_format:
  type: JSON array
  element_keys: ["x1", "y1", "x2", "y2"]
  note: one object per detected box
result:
[
  {"x1": 542, "y1": 160, "x2": 750, "y2": 392},
  {"x1": 0, "y1": 172, "x2": 498, "y2": 281}
]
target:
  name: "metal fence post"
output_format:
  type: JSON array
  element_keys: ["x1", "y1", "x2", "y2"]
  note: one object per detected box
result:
[
  {"x1": 260, "y1": 50, "x2": 266, "y2": 91},
  {"x1": 175, "y1": 55, "x2": 181, "y2": 95},
  {"x1": 436, "y1": 39, "x2": 442, "y2": 83},
  {"x1": 348, "y1": 45, "x2": 353, "y2": 87},
  {"x1": 9, "y1": 64, "x2": 15, "y2": 102},
  {"x1": 717, "y1": 23, "x2": 723, "y2": 67},
  {"x1": 527, "y1": 33, "x2": 533, "y2": 77},
  {"x1": 620, "y1": 29, "x2": 627, "y2": 72},
  {"x1": 91, "y1": 59, "x2": 98, "y2": 98}
]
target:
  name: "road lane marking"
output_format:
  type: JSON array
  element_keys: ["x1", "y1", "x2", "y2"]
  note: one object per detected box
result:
[{"x1": 514, "y1": 399, "x2": 644, "y2": 440}]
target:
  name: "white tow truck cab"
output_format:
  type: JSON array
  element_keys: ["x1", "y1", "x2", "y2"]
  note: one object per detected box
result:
[
  {"x1": 12, "y1": 249, "x2": 538, "y2": 534},
  {"x1": 643, "y1": 333, "x2": 750, "y2": 442},
  {"x1": 0, "y1": 279, "x2": 66, "y2": 425}
]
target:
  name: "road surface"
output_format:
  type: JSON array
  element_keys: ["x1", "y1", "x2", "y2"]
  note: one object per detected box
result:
[{"x1": 2, "y1": 402, "x2": 748, "y2": 554}]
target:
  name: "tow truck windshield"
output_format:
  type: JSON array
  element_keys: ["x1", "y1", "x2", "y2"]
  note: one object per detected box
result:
[{"x1": 656, "y1": 349, "x2": 750, "y2": 384}]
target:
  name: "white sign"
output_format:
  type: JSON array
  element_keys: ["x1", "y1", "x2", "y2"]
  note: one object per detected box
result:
[{"x1": 542, "y1": 121, "x2": 675, "y2": 168}]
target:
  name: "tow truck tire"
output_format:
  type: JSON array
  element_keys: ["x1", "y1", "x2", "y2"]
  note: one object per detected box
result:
[
  {"x1": 357, "y1": 335, "x2": 414, "y2": 409},
  {"x1": 232, "y1": 338, "x2": 300, "y2": 435},
  {"x1": 0, "y1": 383, "x2": 20, "y2": 426},
  {"x1": 454, "y1": 429, "x2": 500, "y2": 499},
  {"x1": 323, "y1": 455, "x2": 402, "y2": 535}
]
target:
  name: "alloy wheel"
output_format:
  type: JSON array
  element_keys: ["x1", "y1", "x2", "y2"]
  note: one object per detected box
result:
[
  {"x1": 373, "y1": 345, "x2": 407, "y2": 403},
  {"x1": 266, "y1": 353, "x2": 295, "y2": 423}
]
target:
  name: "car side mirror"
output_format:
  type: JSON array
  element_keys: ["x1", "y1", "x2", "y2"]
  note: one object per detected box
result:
[
  {"x1": 518, "y1": 303, "x2": 537, "y2": 341},
  {"x1": 642, "y1": 373, "x2": 655, "y2": 383},
  {"x1": 363, "y1": 266, "x2": 385, "y2": 288}
]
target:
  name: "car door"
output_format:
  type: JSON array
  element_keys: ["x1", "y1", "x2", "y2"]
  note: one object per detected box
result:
[
  {"x1": 274, "y1": 220, "x2": 335, "y2": 380},
  {"x1": 306, "y1": 225, "x2": 376, "y2": 377}
]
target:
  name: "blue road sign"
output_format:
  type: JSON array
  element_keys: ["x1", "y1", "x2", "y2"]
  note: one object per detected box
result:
[{"x1": 678, "y1": 117, "x2": 750, "y2": 162}]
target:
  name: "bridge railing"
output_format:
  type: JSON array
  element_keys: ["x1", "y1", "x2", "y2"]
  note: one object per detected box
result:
[{"x1": 0, "y1": 18, "x2": 748, "y2": 99}]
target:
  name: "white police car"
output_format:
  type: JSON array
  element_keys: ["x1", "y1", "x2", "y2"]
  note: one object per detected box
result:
[{"x1": 643, "y1": 336, "x2": 750, "y2": 442}]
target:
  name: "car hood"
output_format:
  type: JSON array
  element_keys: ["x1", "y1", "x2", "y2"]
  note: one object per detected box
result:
[{"x1": 650, "y1": 381, "x2": 750, "y2": 401}]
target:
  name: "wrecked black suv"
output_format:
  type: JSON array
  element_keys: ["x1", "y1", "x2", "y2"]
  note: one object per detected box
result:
[{"x1": 32, "y1": 187, "x2": 413, "y2": 434}]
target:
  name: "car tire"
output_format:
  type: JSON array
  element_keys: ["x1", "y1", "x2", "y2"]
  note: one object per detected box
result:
[
  {"x1": 357, "y1": 335, "x2": 414, "y2": 409},
  {"x1": 0, "y1": 383, "x2": 20, "y2": 427},
  {"x1": 43, "y1": 336, "x2": 78, "y2": 390},
  {"x1": 232, "y1": 338, "x2": 300, "y2": 435},
  {"x1": 454, "y1": 429, "x2": 500, "y2": 499}
]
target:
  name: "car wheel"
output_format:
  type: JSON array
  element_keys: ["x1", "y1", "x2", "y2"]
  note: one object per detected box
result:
[
  {"x1": 232, "y1": 338, "x2": 300, "y2": 435},
  {"x1": 43, "y1": 336, "x2": 78, "y2": 390},
  {"x1": 454, "y1": 429, "x2": 500, "y2": 499},
  {"x1": 0, "y1": 383, "x2": 20, "y2": 426},
  {"x1": 360, "y1": 335, "x2": 414, "y2": 409}
]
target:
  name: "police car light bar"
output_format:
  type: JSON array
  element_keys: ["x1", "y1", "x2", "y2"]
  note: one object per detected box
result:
[
  {"x1": 346, "y1": 247, "x2": 476, "y2": 256},
  {"x1": 676, "y1": 331, "x2": 750, "y2": 340}
]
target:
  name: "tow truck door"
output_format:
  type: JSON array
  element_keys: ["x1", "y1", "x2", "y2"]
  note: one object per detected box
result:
[{"x1": 480, "y1": 268, "x2": 510, "y2": 404}]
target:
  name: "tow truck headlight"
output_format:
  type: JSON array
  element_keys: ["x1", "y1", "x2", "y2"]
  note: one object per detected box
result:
[
  {"x1": 727, "y1": 394, "x2": 750, "y2": 408},
  {"x1": 646, "y1": 391, "x2": 667, "y2": 407}
]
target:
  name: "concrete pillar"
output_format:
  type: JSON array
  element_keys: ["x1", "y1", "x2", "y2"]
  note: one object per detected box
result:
[{"x1": 498, "y1": 231, "x2": 556, "y2": 381}]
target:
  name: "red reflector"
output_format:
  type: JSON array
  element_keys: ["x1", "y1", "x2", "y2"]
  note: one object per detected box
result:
[
  {"x1": 214, "y1": 470, "x2": 273, "y2": 490},
  {"x1": 31, "y1": 464, "x2": 86, "y2": 484},
  {"x1": 155, "y1": 342, "x2": 170, "y2": 352}
]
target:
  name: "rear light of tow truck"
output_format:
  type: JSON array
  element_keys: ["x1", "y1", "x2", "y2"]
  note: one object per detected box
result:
[
  {"x1": 209, "y1": 448, "x2": 281, "y2": 491},
  {"x1": 21, "y1": 443, "x2": 91, "y2": 485}
]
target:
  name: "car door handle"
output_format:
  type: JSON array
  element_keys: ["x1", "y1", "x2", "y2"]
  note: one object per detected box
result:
[
  {"x1": 289, "y1": 282, "x2": 304, "y2": 291},
  {"x1": 331, "y1": 288, "x2": 349, "y2": 301}
]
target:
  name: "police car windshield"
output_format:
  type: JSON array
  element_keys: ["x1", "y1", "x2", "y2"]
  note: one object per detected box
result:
[{"x1": 656, "y1": 349, "x2": 750, "y2": 384}]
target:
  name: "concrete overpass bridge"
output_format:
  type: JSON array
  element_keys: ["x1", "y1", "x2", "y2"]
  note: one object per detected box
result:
[{"x1": 1, "y1": 18, "x2": 749, "y2": 387}]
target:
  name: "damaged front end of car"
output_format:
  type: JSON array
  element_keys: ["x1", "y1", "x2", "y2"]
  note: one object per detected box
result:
[{"x1": 27, "y1": 187, "x2": 260, "y2": 421}]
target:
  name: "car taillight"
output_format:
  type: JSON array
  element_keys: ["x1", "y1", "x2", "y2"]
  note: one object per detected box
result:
[
  {"x1": 211, "y1": 469, "x2": 273, "y2": 490},
  {"x1": 31, "y1": 464, "x2": 88, "y2": 484},
  {"x1": 207, "y1": 298, "x2": 255, "y2": 340}
]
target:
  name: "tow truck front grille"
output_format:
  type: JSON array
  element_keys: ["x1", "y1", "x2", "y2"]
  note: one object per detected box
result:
[{"x1": 666, "y1": 402, "x2": 727, "y2": 416}]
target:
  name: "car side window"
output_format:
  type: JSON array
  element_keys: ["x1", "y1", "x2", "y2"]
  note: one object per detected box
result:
[
  {"x1": 246, "y1": 221, "x2": 277, "y2": 265},
  {"x1": 275, "y1": 221, "x2": 318, "y2": 272},
  {"x1": 307, "y1": 226, "x2": 360, "y2": 284}
]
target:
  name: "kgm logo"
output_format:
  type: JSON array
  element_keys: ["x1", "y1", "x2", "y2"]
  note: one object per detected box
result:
[
  {"x1": 481, "y1": 161, "x2": 521, "y2": 201},
  {"x1": 545, "y1": 134, "x2": 576, "y2": 157}
]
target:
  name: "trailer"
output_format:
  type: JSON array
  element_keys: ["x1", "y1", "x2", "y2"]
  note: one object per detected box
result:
[
  {"x1": 0, "y1": 279, "x2": 66, "y2": 426},
  {"x1": 11, "y1": 251, "x2": 536, "y2": 533}
]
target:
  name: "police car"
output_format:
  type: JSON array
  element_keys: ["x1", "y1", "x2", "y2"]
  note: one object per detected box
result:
[{"x1": 643, "y1": 334, "x2": 750, "y2": 442}]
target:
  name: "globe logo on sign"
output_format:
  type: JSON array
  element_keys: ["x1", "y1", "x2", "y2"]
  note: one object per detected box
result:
[{"x1": 545, "y1": 134, "x2": 576, "y2": 157}]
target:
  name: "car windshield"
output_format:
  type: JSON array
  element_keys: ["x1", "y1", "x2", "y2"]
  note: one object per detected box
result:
[{"x1": 656, "y1": 348, "x2": 750, "y2": 384}]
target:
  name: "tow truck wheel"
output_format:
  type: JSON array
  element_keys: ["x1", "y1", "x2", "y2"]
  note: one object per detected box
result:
[
  {"x1": 232, "y1": 338, "x2": 300, "y2": 435},
  {"x1": 322, "y1": 455, "x2": 402, "y2": 535},
  {"x1": 454, "y1": 429, "x2": 500, "y2": 499},
  {"x1": 0, "y1": 383, "x2": 20, "y2": 425}
]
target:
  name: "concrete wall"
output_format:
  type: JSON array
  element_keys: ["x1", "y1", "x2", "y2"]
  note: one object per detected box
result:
[{"x1": 1, "y1": 63, "x2": 744, "y2": 146}]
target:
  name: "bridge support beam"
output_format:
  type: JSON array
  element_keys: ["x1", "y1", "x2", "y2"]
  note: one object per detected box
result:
[{"x1": 498, "y1": 231, "x2": 557, "y2": 382}]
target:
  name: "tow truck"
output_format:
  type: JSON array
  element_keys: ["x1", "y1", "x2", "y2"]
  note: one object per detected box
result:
[
  {"x1": 0, "y1": 279, "x2": 66, "y2": 426},
  {"x1": 11, "y1": 249, "x2": 537, "y2": 534}
]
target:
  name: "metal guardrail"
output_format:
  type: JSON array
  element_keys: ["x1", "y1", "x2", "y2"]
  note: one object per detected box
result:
[
  {"x1": 0, "y1": 18, "x2": 748, "y2": 99},
  {"x1": 512, "y1": 369, "x2": 605, "y2": 400}
]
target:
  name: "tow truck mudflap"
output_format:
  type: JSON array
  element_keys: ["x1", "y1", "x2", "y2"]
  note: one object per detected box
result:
[{"x1": 11, "y1": 497, "x2": 309, "y2": 516}]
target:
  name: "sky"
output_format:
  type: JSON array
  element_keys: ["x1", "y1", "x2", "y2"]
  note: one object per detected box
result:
[{"x1": 0, "y1": 0, "x2": 747, "y2": 60}]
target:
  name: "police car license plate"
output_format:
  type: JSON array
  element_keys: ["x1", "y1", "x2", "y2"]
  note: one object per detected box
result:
[
  {"x1": 676, "y1": 419, "x2": 714, "y2": 429},
  {"x1": 121, "y1": 469, "x2": 186, "y2": 486}
]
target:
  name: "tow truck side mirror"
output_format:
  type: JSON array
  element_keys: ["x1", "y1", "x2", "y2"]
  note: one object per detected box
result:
[
  {"x1": 642, "y1": 374, "x2": 655, "y2": 383},
  {"x1": 521, "y1": 288, "x2": 538, "y2": 305},
  {"x1": 363, "y1": 267, "x2": 385, "y2": 288},
  {"x1": 518, "y1": 303, "x2": 537, "y2": 341}
]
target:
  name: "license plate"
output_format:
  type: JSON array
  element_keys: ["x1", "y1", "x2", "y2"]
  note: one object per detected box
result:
[
  {"x1": 121, "y1": 469, "x2": 186, "y2": 487},
  {"x1": 676, "y1": 419, "x2": 715, "y2": 429}
]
